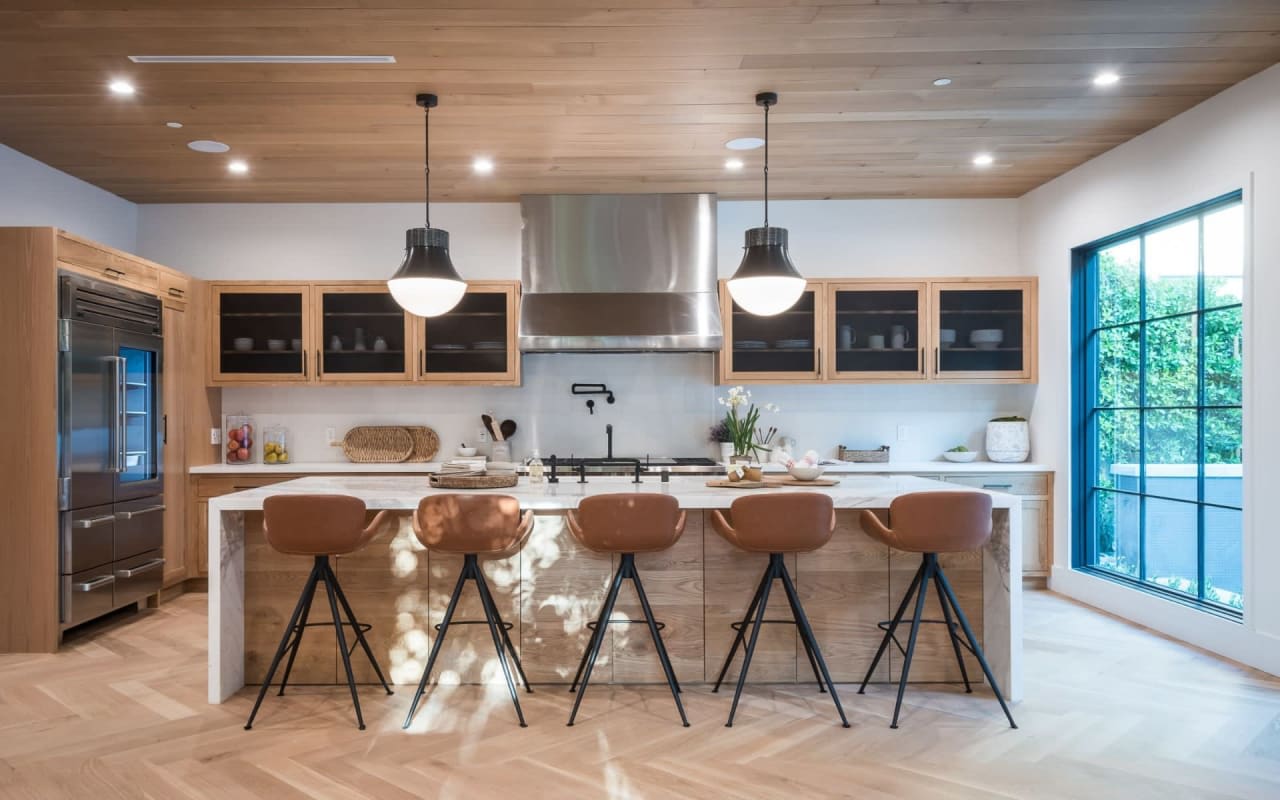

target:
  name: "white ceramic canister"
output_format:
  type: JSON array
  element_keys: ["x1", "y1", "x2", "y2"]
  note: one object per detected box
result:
[{"x1": 985, "y1": 419, "x2": 1030, "y2": 463}]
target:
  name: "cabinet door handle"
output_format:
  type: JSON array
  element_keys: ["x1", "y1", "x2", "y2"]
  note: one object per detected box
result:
[
  {"x1": 420, "y1": 349, "x2": 425, "y2": 377},
  {"x1": 982, "y1": 483, "x2": 1013, "y2": 490},
  {"x1": 935, "y1": 347, "x2": 940, "y2": 374},
  {"x1": 167, "y1": 287, "x2": 185, "y2": 298},
  {"x1": 816, "y1": 346, "x2": 822, "y2": 379},
  {"x1": 302, "y1": 349, "x2": 308, "y2": 377},
  {"x1": 316, "y1": 349, "x2": 322, "y2": 378},
  {"x1": 920, "y1": 346, "x2": 924, "y2": 375}
]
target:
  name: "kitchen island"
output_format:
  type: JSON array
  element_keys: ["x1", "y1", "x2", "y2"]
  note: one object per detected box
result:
[{"x1": 208, "y1": 475, "x2": 1021, "y2": 705}]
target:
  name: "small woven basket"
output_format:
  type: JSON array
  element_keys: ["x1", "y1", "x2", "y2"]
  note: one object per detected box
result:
[
  {"x1": 342, "y1": 426, "x2": 414, "y2": 463},
  {"x1": 404, "y1": 426, "x2": 440, "y2": 462},
  {"x1": 837, "y1": 445, "x2": 890, "y2": 463},
  {"x1": 428, "y1": 472, "x2": 519, "y2": 490}
]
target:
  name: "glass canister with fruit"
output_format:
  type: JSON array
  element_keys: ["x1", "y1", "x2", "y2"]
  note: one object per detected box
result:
[
  {"x1": 263, "y1": 425, "x2": 291, "y2": 465},
  {"x1": 225, "y1": 413, "x2": 257, "y2": 464}
]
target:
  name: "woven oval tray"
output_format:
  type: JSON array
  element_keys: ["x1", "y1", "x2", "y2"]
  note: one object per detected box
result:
[
  {"x1": 404, "y1": 426, "x2": 440, "y2": 462},
  {"x1": 342, "y1": 426, "x2": 414, "y2": 463},
  {"x1": 429, "y1": 472, "x2": 518, "y2": 490}
]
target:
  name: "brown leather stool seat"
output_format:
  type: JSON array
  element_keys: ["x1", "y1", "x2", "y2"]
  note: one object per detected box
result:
[
  {"x1": 403, "y1": 494, "x2": 535, "y2": 729},
  {"x1": 244, "y1": 495, "x2": 393, "y2": 731},
  {"x1": 710, "y1": 493, "x2": 850, "y2": 728},
  {"x1": 564, "y1": 494, "x2": 689, "y2": 727},
  {"x1": 858, "y1": 491, "x2": 1016, "y2": 729}
]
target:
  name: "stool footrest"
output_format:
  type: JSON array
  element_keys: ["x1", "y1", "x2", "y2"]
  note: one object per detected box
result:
[
  {"x1": 874, "y1": 618, "x2": 975, "y2": 658},
  {"x1": 586, "y1": 619, "x2": 665, "y2": 632},
  {"x1": 433, "y1": 619, "x2": 514, "y2": 633},
  {"x1": 729, "y1": 619, "x2": 796, "y2": 632}
]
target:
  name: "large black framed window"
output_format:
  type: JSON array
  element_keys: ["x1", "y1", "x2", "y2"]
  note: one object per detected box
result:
[{"x1": 1072, "y1": 191, "x2": 1243, "y2": 615}]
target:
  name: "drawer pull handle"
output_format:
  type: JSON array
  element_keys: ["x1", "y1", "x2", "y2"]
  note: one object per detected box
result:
[
  {"x1": 74, "y1": 575, "x2": 115, "y2": 592},
  {"x1": 116, "y1": 505, "x2": 166, "y2": 520},
  {"x1": 168, "y1": 287, "x2": 185, "y2": 297},
  {"x1": 116, "y1": 558, "x2": 165, "y2": 579},
  {"x1": 982, "y1": 483, "x2": 1013, "y2": 490},
  {"x1": 73, "y1": 515, "x2": 115, "y2": 529}
]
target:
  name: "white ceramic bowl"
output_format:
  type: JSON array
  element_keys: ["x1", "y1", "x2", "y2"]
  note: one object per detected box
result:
[
  {"x1": 942, "y1": 450, "x2": 978, "y2": 463},
  {"x1": 456, "y1": 446, "x2": 477, "y2": 457},
  {"x1": 266, "y1": 339, "x2": 286, "y2": 352},
  {"x1": 232, "y1": 337, "x2": 254, "y2": 352},
  {"x1": 788, "y1": 465, "x2": 825, "y2": 481},
  {"x1": 940, "y1": 328, "x2": 957, "y2": 348}
]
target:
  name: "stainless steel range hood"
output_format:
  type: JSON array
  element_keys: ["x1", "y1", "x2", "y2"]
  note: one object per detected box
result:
[{"x1": 519, "y1": 193, "x2": 722, "y2": 352}]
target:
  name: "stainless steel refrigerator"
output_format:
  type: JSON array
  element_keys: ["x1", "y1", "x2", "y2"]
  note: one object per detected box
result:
[{"x1": 58, "y1": 273, "x2": 166, "y2": 629}]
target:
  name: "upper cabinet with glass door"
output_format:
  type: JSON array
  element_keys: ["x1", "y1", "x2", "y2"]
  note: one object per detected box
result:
[
  {"x1": 416, "y1": 282, "x2": 520, "y2": 385},
  {"x1": 313, "y1": 284, "x2": 413, "y2": 382},
  {"x1": 824, "y1": 281, "x2": 928, "y2": 382},
  {"x1": 930, "y1": 279, "x2": 1037, "y2": 382},
  {"x1": 210, "y1": 284, "x2": 312, "y2": 384},
  {"x1": 720, "y1": 280, "x2": 824, "y2": 383}
]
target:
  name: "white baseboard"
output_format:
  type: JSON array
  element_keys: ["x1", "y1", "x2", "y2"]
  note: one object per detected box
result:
[{"x1": 1049, "y1": 566, "x2": 1279, "y2": 677}]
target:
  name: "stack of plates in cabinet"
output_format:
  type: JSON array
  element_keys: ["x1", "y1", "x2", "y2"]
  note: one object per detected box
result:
[
  {"x1": 473, "y1": 340, "x2": 505, "y2": 350},
  {"x1": 737, "y1": 339, "x2": 767, "y2": 350},
  {"x1": 775, "y1": 338, "x2": 811, "y2": 350},
  {"x1": 430, "y1": 343, "x2": 467, "y2": 351}
]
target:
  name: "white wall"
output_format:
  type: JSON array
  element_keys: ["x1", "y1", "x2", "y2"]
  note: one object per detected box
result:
[
  {"x1": 0, "y1": 144, "x2": 138, "y2": 251},
  {"x1": 138, "y1": 197, "x2": 1031, "y2": 464},
  {"x1": 1019, "y1": 64, "x2": 1279, "y2": 675}
]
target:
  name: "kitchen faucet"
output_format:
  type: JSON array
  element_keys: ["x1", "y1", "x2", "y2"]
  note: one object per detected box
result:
[{"x1": 606, "y1": 424, "x2": 613, "y2": 459}]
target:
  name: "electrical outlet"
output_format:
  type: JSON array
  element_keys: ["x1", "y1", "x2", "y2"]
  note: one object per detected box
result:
[
  {"x1": 325, "y1": 427, "x2": 336, "y2": 446},
  {"x1": 896, "y1": 424, "x2": 912, "y2": 442},
  {"x1": 477, "y1": 427, "x2": 490, "y2": 443},
  {"x1": 210, "y1": 427, "x2": 221, "y2": 446}
]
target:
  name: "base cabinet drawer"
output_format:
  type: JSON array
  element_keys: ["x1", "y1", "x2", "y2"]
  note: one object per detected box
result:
[
  {"x1": 115, "y1": 499, "x2": 166, "y2": 560},
  {"x1": 62, "y1": 567, "x2": 116, "y2": 627},
  {"x1": 943, "y1": 473, "x2": 1048, "y2": 496},
  {"x1": 114, "y1": 549, "x2": 165, "y2": 607}
]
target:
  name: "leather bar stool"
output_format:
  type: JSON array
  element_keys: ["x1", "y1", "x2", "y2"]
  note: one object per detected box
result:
[
  {"x1": 245, "y1": 494, "x2": 394, "y2": 731},
  {"x1": 403, "y1": 494, "x2": 535, "y2": 729},
  {"x1": 858, "y1": 491, "x2": 1017, "y2": 729},
  {"x1": 711, "y1": 493, "x2": 850, "y2": 728},
  {"x1": 565, "y1": 493, "x2": 689, "y2": 727}
]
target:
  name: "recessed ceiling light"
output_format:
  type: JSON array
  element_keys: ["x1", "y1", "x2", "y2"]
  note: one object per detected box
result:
[
  {"x1": 1093, "y1": 71, "x2": 1121, "y2": 87},
  {"x1": 472, "y1": 157, "x2": 494, "y2": 175},
  {"x1": 186, "y1": 139, "x2": 230, "y2": 153},
  {"x1": 725, "y1": 158, "x2": 744, "y2": 171},
  {"x1": 129, "y1": 55, "x2": 396, "y2": 64},
  {"x1": 227, "y1": 160, "x2": 249, "y2": 175},
  {"x1": 932, "y1": 77, "x2": 953, "y2": 87},
  {"x1": 725, "y1": 137, "x2": 765, "y2": 151},
  {"x1": 165, "y1": 121, "x2": 183, "y2": 129},
  {"x1": 973, "y1": 153, "x2": 995, "y2": 167},
  {"x1": 108, "y1": 80, "x2": 135, "y2": 96}
]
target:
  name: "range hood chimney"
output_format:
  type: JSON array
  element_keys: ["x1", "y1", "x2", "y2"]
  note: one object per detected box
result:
[{"x1": 519, "y1": 193, "x2": 722, "y2": 352}]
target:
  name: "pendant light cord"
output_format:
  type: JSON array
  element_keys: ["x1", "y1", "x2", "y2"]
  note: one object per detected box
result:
[
  {"x1": 763, "y1": 100, "x2": 769, "y2": 228},
  {"x1": 423, "y1": 103, "x2": 431, "y2": 229}
]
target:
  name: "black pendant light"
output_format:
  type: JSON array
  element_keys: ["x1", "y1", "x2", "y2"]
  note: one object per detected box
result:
[
  {"x1": 387, "y1": 93, "x2": 467, "y2": 317},
  {"x1": 726, "y1": 91, "x2": 806, "y2": 316}
]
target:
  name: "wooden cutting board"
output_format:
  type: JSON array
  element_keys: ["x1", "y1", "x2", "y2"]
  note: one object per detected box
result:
[
  {"x1": 764, "y1": 476, "x2": 841, "y2": 486},
  {"x1": 705, "y1": 479, "x2": 771, "y2": 489}
]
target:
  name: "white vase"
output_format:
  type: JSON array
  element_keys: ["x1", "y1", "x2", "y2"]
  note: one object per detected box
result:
[
  {"x1": 718, "y1": 442, "x2": 735, "y2": 463},
  {"x1": 985, "y1": 420, "x2": 1030, "y2": 463}
]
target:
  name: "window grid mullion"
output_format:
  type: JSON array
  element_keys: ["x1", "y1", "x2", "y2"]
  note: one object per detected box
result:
[
  {"x1": 1137, "y1": 233, "x2": 1147, "y2": 583},
  {"x1": 1196, "y1": 213, "x2": 1208, "y2": 602}
]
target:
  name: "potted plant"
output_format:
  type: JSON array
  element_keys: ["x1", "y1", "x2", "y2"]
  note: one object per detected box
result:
[
  {"x1": 717, "y1": 386, "x2": 779, "y2": 463},
  {"x1": 986, "y1": 415, "x2": 1030, "y2": 463},
  {"x1": 708, "y1": 420, "x2": 734, "y2": 463}
]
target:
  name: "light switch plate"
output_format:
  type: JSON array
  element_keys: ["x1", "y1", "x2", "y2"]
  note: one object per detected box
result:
[
  {"x1": 210, "y1": 427, "x2": 221, "y2": 445},
  {"x1": 896, "y1": 424, "x2": 912, "y2": 441}
]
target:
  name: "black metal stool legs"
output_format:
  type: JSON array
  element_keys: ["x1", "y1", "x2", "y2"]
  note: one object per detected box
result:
[
  {"x1": 860, "y1": 553, "x2": 1017, "y2": 729},
  {"x1": 718, "y1": 554, "x2": 848, "y2": 728},
  {"x1": 245, "y1": 556, "x2": 391, "y2": 731},
  {"x1": 568, "y1": 553, "x2": 688, "y2": 727},
  {"x1": 402, "y1": 554, "x2": 530, "y2": 730}
]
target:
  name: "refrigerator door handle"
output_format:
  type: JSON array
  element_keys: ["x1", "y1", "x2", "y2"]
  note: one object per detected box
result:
[
  {"x1": 115, "y1": 558, "x2": 165, "y2": 579},
  {"x1": 72, "y1": 514, "x2": 115, "y2": 529},
  {"x1": 73, "y1": 575, "x2": 115, "y2": 592},
  {"x1": 115, "y1": 505, "x2": 165, "y2": 520},
  {"x1": 113, "y1": 356, "x2": 127, "y2": 474}
]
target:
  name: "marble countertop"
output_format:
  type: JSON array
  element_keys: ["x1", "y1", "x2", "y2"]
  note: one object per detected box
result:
[
  {"x1": 191, "y1": 460, "x2": 1051, "y2": 476},
  {"x1": 208, "y1": 474, "x2": 1020, "y2": 512}
]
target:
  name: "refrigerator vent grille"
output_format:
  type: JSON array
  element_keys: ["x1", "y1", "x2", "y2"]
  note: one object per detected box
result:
[{"x1": 62, "y1": 276, "x2": 162, "y2": 335}]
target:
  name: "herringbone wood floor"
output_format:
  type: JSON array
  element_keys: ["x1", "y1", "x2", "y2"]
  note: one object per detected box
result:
[{"x1": 1, "y1": 590, "x2": 1277, "y2": 800}]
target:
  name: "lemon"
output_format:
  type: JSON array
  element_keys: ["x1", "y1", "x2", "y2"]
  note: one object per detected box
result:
[
  {"x1": 265, "y1": 452, "x2": 278, "y2": 464},
  {"x1": 278, "y1": 452, "x2": 289, "y2": 464}
]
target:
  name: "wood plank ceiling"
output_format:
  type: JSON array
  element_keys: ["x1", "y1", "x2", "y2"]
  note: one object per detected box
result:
[{"x1": 0, "y1": 1, "x2": 1278, "y2": 203}]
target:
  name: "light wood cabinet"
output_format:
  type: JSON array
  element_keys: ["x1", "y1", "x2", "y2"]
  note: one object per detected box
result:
[
  {"x1": 162, "y1": 304, "x2": 190, "y2": 587},
  {"x1": 719, "y1": 277, "x2": 1037, "y2": 385},
  {"x1": 56, "y1": 230, "x2": 160, "y2": 293},
  {"x1": 416, "y1": 281, "x2": 521, "y2": 385},
  {"x1": 929, "y1": 279, "x2": 1037, "y2": 383},
  {"x1": 719, "y1": 280, "x2": 825, "y2": 383},
  {"x1": 209, "y1": 283, "x2": 314, "y2": 384},
  {"x1": 208, "y1": 280, "x2": 521, "y2": 387},
  {"x1": 158, "y1": 269, "x2": 190, "y2": 309}
]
